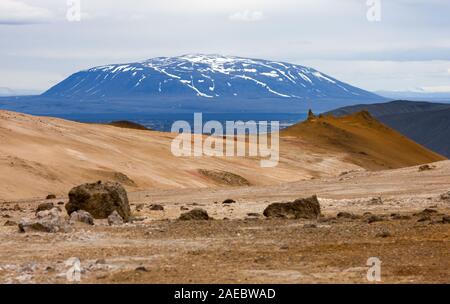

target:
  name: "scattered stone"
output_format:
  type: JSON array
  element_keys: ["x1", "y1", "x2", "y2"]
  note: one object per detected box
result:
[
  {"x1": 337, "y1": 212, "x2": 360, "y2": 220},
  {"x1": 70, "y1": 210, "x2": 94, "y2": 225},
  {"x1": 46, "y1": 194, "x2": 57, "y2": 200},
  {"x1": 36, "y1": 202, "x2": 54, "y2": 214},
  {"x1": 135, "y1": 203, "x2": 145, "y2": 212},
  {"x1": 441, "y1": 216, "x2": 450, "y2": 224},
  {"x1": 4, "y1": 220, "x2": 17, "y2": 226},
  {"x1": 303, "y1": 223, "x2": 317, "y2": 229},
  {"x1": 57, "y1": 201, "x2": 65, "y2": 205},
  {"x1": 180, "y1": 206, "x2": 189, "y2": 211},
  {"x1": 417, "y1": 215, "x2": 431, "y2": 222},
  {"x1": 149, "y1": 204, "x2": 164, "y2": 211},
  {"x1": 66, "y1": 181, "x2": 131, "y2": 221},
  {"x1": 13, "y1": 204, "x2": 22, "y2": 211},
  {"x1": 19, "y1": 208, "x2": 71, "y2": 233},
  {"x1": 179, "y1": 208, "x2": 210, "y2": 221},
  {"x1": 418, "y1": 164, "x2": 434, "y2": 172},
  {"x1": 366, "y1": 215, "x2": 384, "y2": 224},
  {"x1": 2, "y1": 214, "x2": 11, "y2": 218},
  {"x1": 198, "y1": 169, "x2": 251, "y2": 187},
  {"x1": 376, "y1": 229, "x2": 391, "y2": 238},
  {"x1": 130, "y1": 216, "x2": 146, "y2": 222},
  {"x1": 414, "y1": 209, "x2": 438, "y2": 217},
  {"x1": 107, "y1": 211, "x2": 124, "y2": 226},
  {"x1": 440, "y1": 191, "x2": 450, "y2": 201},
  {"x1": 45, "y1": 266, "x2": 55, "y2": 272},
  {"x1": 368, "y1": 197, "x2": 383, "y2": 205},
  {"x1": 391, "y1": 213, "x2": 412, "y2": 220},
  {"x1": 247, "y1": 213, "x2": 260, "y2": 218},
  {"x1": 96, "y1": 259, "x2": 107, "y2": 265},
  {"x1": 263, "y1": 196, "x2": 321, "y2": 219},
  {"x1": 222, "y1": 199, "x2": 236, "y2": 205},
  {"x1": 135, "y1": 266, "x2": 149, "y2": 272}
]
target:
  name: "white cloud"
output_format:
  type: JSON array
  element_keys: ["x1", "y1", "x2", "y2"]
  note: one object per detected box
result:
[
  {"x1": 0, "y1": 0, "x2": 53, "y2": 25},
  {"x1": 420, "y1": 85, "x2": 450, "y2": 93},
  {"x1": 229, "y1": 10, "x2": 265, "y2": 22}
]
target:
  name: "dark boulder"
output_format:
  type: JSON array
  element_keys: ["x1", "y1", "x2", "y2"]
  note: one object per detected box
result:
[
  {"x1": 179, "y1": 208, "x2": 210, "y2": 221},
  {"x1": 263, "y1": 196, "x2": 321, "y2": 219},
  {"x1": 65, "y1": 181, "x2": 131, "y2": 221},
  {"x1": 36, "y1": 202, "x2": 54, "y2": 214}
]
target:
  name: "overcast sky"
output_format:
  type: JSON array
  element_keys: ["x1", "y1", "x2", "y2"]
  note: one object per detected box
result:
[{"x1": 0, "y1": 0, "x2": 449, "y2": 94}]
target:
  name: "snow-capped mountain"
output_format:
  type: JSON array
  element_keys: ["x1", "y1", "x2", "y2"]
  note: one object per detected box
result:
[{"x1": 43, "y1": 54, "x2": 381, "y2": 101}]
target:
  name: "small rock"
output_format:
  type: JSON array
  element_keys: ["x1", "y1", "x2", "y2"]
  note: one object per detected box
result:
[
  {"x1": 130, "y1": 216, "x2": 146, "y2": 222},
  {"x1": 149, "y1": 204, "x2": 164, "y2": 211},
  {"x1": 36, "y1": 202, "x2": 54, "y2": 214},
  {"x1": 263, "y1": 196, "x2": 321, "y2": 219},
  {"x1": 417, "y1": 215, "x2": 431, "y2": 222},
  {"x1": 418, "y1": 164, "x2": 434, "y2": 172},
  {"x1": 57, "y1": 201, "x2": 65, "y2": 205},
  {"x1": 441, "y1": 216, "x2": 450, "y2": 224},
  {"x1": 368, "y1": 197, "x2": 383, "y2": 205},
  {"x1": 180, "y1": 206, "x2": 189, "y2": 211},
  {"x1": 440, "y1": 191, "x2": 450, "y2": 201},
  {"x1": 4, "y1": 220, "x2": 17, "y2": 226},
  {"x1": 414, "y1": 209, "x2": 438, "y2": 217},
  {"x1": 46, "y1": 194, "x2": 57, "y2": 200},
  {"x1": 13, "y1": 204, "x2": 22, "y2": 211},
  {"x1": 45, "y1": 266, "x2": 55, "y2": 272},
  {"x1": 179, "y1": 208, "x2": 210, "y2": 221},
  {"x1": 135, "y1": 266, "x2": 149, "y2": 272},
  {"x1": 303, "y1": 223, "x2": 317, "y2": 229},
  {"x1": 391, "y1": 213, "x2": 412, "y2": 220},
  {"x1": 247, "y1": 213, "x2": 260, "y2": 218},
  {"x1": 19, "y1": 208, "x2": 71, "y2": 233},
  {"x1": 70, "y1": 210, "x2": 94, "y2": 225},
  {"x1": 222, "y1": 199, "x2": 236, "y2": 205},
  {"x1": 107, "y1": 211, "x2": 124, "y2": 226},
  {"x1": 337, "y1": 212, "x2": 360, "y2": 219},
  {"x1": 376, "y1": 229, "x2": 391, "y2": 238},
  {"x1": 95, "y1": 259, "x2": 107, "y2": 265},
  {"x1": 366, "y1": 215, "x2": 384, "y2": 224},
  {"x1": 135, "y1": 203, "x2": 145, "y2": 212}
]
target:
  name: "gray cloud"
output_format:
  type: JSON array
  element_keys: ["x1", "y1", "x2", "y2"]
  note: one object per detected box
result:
[
  {"x1": 0, "y1": 0, "x2": 53, "y2": 25},
  {"x1": 0, "y1": 0, "x2": 449, "y2": 92}
]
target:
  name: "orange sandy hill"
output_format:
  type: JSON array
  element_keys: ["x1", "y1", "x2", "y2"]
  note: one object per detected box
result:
[
  {"x1": 281, "y1": 110, "x2": 446, "y2": 170},
  {"x1": 0, "y1": 110, "x2": 445, "y2": 201}
]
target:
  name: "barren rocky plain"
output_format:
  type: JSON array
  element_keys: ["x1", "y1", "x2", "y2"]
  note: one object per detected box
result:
[{"x1": 0, "y1": 110, "x2": 449, "y2": 284}]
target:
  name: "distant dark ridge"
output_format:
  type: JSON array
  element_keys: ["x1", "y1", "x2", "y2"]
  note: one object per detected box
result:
[
  {"x1": 327, "y1": 100, "x2": 450, "y2": 158},
  {"x1": 107, "y1": 120, "x2": 152, "y2": 131},
  {"x1": 326, "y1": 100, "x2": 450, "y2": 117}
]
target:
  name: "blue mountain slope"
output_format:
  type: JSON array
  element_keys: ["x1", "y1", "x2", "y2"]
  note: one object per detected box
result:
[
  {"x1": 43, "y1": 54, "x2": 382, "y2": 101},
  {"x1": 0, "y1": 55, "x2": 385, "y2": 115}
]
